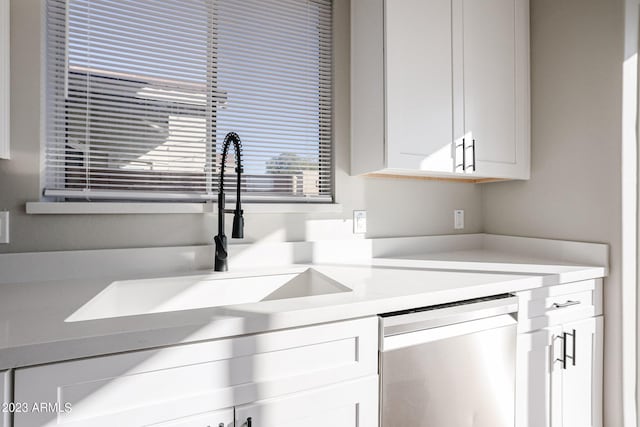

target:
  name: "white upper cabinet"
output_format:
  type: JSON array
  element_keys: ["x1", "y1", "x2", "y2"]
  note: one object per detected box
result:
[
  {"x1": 0, "y1": 0, "x2": 8, "y2": 160},
  {"x1": 455, "y1": 0, "x2": 530, "y2": 179},
  {"x1": 351, "y1": 0, "x2": 530, "y2": 181},
  {"x1": 385, "y1": 0, "x2": 454, "y2": 173}
]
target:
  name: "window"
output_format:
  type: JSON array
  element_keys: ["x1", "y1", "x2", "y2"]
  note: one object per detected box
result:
[{"x1": 44, "y1": 0, "x2": 333, "y2": 202}]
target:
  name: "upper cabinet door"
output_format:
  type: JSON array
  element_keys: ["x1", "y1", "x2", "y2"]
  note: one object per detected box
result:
[
  {"x1": 454, "y1": 0, "x2": 530, "y2": 179},
  {"x1": 385, "y1": 0, "x2": 454, "y2": 173}
]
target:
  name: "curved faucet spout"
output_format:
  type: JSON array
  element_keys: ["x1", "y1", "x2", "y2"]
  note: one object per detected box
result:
[
  {"x1": 219, "y1": 132, "x2": 243, "y2": 200},
  {"x1": 214, "y1": 132, "x2": 244, "y2": 272}
]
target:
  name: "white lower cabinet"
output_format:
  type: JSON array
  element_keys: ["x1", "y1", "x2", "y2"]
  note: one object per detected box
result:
[
  {"x1": 516, "y1": 316, "x2": 603, "y2": 427},
  {"x1": 7, "y1": 284, "x2": 606, "y2": 427},
  {"x1": 13, "y1": 317, "x2": 379, "y2": 427},
  {"x1": 235, "y1": 376, "x2": 379, "y2": 427},
  {"x1": 560, "y1": 316, "x2": 603, "y2": 427}
]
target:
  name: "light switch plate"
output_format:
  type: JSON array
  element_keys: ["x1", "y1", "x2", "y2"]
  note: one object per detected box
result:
[
  {"x1": 353, "y1": 210, "x2": 367, "y2": 234},
  {"x1": 454, "y1": 209, "x2": 464, "y2": 230},
  {"x1": 0, "y1": 211, "x2": 8, "y2": 244}
]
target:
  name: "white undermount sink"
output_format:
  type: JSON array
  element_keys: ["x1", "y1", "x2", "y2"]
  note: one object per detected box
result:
[{"x1": 66, "y1": 268, "x2": 351, "y2": 322}]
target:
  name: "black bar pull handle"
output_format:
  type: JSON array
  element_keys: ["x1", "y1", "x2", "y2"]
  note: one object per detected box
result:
[
  {"x1": 555, "y1": 329, "x2": 577, "y2": 370},
  {"x1": 456, "y1": 138, "x2": 466, "y2": 172},
  {"x1": 555, "y1": 333, "x2": 567, "y2": 369},
  {"x1": 246, "y1": 417, "x2": 253, "y2": 427},
  {"x1": 566, "y1": 329, "x2": 576, "y2": 367},
  {"x1": 471, "y1": 139, "x2": 476, "y2": 172},
  {"x1": 462, "y1": 138, "x2": 466, "y2": 171}
]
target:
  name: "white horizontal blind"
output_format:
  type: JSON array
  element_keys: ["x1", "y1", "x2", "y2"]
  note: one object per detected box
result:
[{"x1": 44, "y1": 0, "x2": 333, "y2": 202}]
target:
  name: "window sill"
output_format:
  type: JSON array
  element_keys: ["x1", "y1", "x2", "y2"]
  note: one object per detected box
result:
[{"x1": 25, "y1": 202, "x2": 343, "y2": 215}]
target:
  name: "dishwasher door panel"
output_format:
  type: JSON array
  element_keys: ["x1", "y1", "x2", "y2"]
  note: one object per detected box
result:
[{"x1": 381, "y1": 321, "x2": 516, "y2": 427}]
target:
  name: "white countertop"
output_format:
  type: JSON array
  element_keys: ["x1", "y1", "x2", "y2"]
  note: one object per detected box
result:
[
  {"x1": 374, "y1": 249, "x2": 606, "y2": 280},
  {"x1": 0, "y1": 247, "x2": 606, "y2": 370}
]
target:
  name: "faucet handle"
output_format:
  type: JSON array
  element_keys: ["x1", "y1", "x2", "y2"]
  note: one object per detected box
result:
[
  {"x1": 214, "y1": 235, "x2": 228, "y2": 260},
  {"x1": 232, "y1": 211, "x2": 244, "y2": 239}
]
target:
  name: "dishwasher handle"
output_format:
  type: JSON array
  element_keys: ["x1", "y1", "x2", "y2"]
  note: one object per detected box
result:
[
  {"x1": 381, "y1": 295, "x2": 518, "y2": 337},
  {"x1": 382, "y1": 313, "x2": 517, "y2": 352}
]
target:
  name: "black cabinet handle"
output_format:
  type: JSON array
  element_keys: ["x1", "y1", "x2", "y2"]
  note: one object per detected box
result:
[
  {"x1": 555, "y1": 329, "x2": 577, "y2": 369},
  {"x1": 457, "y1": 138, "x2": 476, "y2": 172},
  {"x1": 555, "y1": 333, "x2": 567, "y2": 369},
  {"x1": 462, "y1": 138, "x2": 466, "y2": 172},
  {"x1": 456, "y1": 138, "x2": 467, "y2": 172},
  {"x1": 471, "y1": 139, "x2": 476, "y2": 172},
  {"x1": 246, "y1": 417, "x2": 253, "y2": 427},
  {"x1": 568, "y1": 329, "x2": 576, "y2": 367}
]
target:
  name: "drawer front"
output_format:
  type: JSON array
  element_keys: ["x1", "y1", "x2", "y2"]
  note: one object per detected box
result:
[
  {"x1": 14, "y1": 317, "x2": 378, "y2": 427},
  {"x1": 528, "y1": 289, "x2": 593, "y2": 318},
  {"x1": 516, "y1": 279, "x2": 603, "y2": 332}
]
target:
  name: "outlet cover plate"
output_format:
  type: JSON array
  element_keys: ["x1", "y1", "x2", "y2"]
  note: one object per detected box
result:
[
  {"x1": 454, "y1": 209, "x2": 464, "y2": 230},
  {"x1": 353, "y1": 210, "x2": 367, "y2": 234}
]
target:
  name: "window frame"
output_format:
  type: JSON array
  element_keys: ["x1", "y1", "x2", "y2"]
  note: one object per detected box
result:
[{"x1": 40, "y1": 0, "x2": 336, "y2": 206}]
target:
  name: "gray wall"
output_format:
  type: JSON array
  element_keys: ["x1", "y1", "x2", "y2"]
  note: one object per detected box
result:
[
  {"x1": 0, "y1": 0, "x2": 483, "y2": 253},
  {"x1": 482, "y1": 0, "x2": 626, "y2": 424}
]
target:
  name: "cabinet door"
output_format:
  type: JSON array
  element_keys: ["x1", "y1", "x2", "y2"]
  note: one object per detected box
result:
[
  {"x1": 560, "y1": 316, "x2": 603, "y2": 427},
  {"x1": 515, "y1": 325, "x2": 563, "y2": 427},
  {"x1": 235, "y1": 376, "x2": 378, "y2": 427},
  {"x1": 454, "y1": 0, "x2": 529, "y2": 179},
  {"x1": 385, "y1": 0, "x2": 454, "y2": 173}
]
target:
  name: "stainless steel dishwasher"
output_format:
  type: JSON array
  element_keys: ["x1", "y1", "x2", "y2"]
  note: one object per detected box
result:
[{"x1": 379, "y1": 294, "x2": 518, "y2": 427}]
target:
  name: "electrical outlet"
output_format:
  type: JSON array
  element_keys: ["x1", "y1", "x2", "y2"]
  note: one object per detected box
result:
[
  {"x1": 454, "y1": 209, "x2": 464, "y2": 230},
  {"x1": 353, "y1": 210, "x2": 367, "y2": 234},
  {"x1": 0, "y1": 211, "x2": 9, "y2": 244}
]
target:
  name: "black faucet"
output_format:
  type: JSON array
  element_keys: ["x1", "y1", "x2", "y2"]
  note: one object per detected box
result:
[{"x1": 214, "y1": 132, "x2": 244, "y2": 272}]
